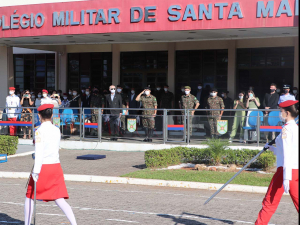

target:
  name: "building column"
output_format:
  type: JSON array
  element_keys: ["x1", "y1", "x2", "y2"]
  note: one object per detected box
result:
[
  {"x1": 0, "y1": 46, "x2": 13, "y2": 107},
  {"x1": 112, "y1": 44, "x2": 120, "y2": 85},
  {"x1": 227, "y1": 40, "x2": 236, "y2": 99},
  {"x1": 57, "y1": 46, "x2": 67, "y2": 92},
  {"x1": 168, "y1": 43, "x2": 176, "y2": 94},
  {"x1": 294, "y1": 37, "x2": 299, "y2": 88}
]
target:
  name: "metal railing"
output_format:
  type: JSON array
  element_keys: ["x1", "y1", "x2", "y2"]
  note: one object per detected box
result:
[{"x1": 0, "y1": 107, "x2": 285, "y2": 147}]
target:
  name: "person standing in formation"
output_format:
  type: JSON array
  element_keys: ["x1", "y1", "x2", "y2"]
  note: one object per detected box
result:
[
  {"x1": 255, "y1": 100, "x2": 299, "y2": 224},
  {"x1": 6, "y1": 87, "x2": 21, "y2": 136},
  {"x1": 25, "y1": 104, "x2": 77, "y2": 225},
  {"x1": 136, "y1": 87, "x2": 157, "y2": 142}
]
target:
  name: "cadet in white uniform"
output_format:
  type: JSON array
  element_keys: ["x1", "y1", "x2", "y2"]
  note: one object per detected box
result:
[
  {"x1": 255, "y1": 100, "x2": 299, "y2": 224},
  {"x1": 6, "y1": 87, "x2": 21, "y2": 136},
  {"x1": 40, "y1": 89, "x2": 52, "y2": 105},
  {"x1": 25, "y1": 104, "x2": 77, "y2": 225}
]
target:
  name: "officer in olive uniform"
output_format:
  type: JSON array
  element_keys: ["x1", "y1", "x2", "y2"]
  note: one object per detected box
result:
[
  {"x1": 206, "y1": 88, "x2": 225, "y2": 138},
  {"x1": 136, "y1": 87, "x2": 157, "y2": 142},
  {"x1": 180, "y1": 86, "x2": 200, "y2": 141},
  {"x1": 117, "y1": 85, "x2": 129, "y2": 135},
  {"x1": 90, "y1": 87, "x2": 105, "y2": 136}
]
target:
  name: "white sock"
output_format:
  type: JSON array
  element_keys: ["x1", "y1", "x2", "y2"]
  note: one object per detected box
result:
[
  {"x1": 55, "y1": 198, "x2": 77, "y2": 225},
  {"x1": 24, "y1": 197, "x2": 33, "y2": 225}
]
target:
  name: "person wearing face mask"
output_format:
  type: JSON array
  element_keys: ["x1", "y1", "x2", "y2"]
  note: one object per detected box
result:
[
  {"x1": 50, "y1": 90, "x2": 62, "y2": 106},
  {"x1": 292, "y1": 87, "x2": 298, "y2": 100},
  {"x1": 116, "y1": 85, "x2": 129, "y2": 135},
  {"x1": 180, "y1": 86, "x2": 199, "y2": 141},
  {"x1": 20, "y1": 90, "x2": 34, "y2": 139},
  {"x1": 160, "y1": 84, "x2": 175, "y2": 125},
  {"x1": 262, "y1": 83, "x2": 280, "y2": 142},
  {"x1": 221, "y1": 91, "x2": 233, "y2": 137},
  {"x1": 129, "y1": 88, "x2": 140, "y2": 116},
  {"x1": 278, "y1": 84, "x2": 296, "y2": 105},
  {"x1": 244, "y1": 90, "x2": 260, "y2": 143},
  {"x1": 6, "y1": 87, "x2": 21, "y2": 136},
  {"x1": 69, "y1": 89, "x2": 81, "y2": 107},
  {"x1": 229, "y1": 91, "x2": 246, "y2": 143},
  {"x1": 68, "y1": 89, "x2": 73, "y2": 100},
  {"x1": 255, "y1": 100, "x2": 299, "y2": 224},
  {"x1": 82, "y1": 88, "x2": 91, "y2": 108},
  {"x1": 206, "y1": 88, "x2": 225, "y2": 139},
  {"x1": 90, "y1": 87, "x2": 105, "y2": 136},
  {"x1": 105, "y1": 85, "x2": 123, "y2": 141},
  {"x1": 41, "y1": 89, "x2": 52, "y2": 105},
  {"x1": 35, "y1": 92, "x2": 42, "y2": 108},
  {"x1": 136, "y1": 87, "x2": 157, "y2": 142},
  {"x1": 61, "y1": 93, "x2": 70, "y2": 108},
  {"x1": 153, "y1": 85, "x2": 162, "y2": 110}
]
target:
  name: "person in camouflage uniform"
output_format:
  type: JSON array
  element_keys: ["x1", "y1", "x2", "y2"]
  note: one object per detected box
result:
[
  {"x1": 136, "y1": 87, "x2": 157, "y2": 142},
  {"x1": 116, "y1": 85, "x2": 129, "y2": 135},
  {"x1": 206, "y1": 88, "x2": 225, "y2": 138},
  {"x1": 90, "y1": 88, "x2": 105, "y2": 136},
  {"x1": 180, "y1": 86, "x2": 200, "y2": 141}
]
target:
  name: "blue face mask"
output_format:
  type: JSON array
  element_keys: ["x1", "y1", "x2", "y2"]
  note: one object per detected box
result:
[{"x1": 249, "y1": 94, "x2": 253, "y2": 98}]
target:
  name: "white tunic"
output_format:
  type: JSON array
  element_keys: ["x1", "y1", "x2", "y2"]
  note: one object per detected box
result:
[
  {"x1": 273, "y1": 120, "x2": 299, "y2": 180},
  {"x1": 278, "y1": 94, "x2": 296, "y2": 105},
  {"x1": 33, "y1": 121, "x2": 61, "y2": 174},
  {"x1": 6, "y1": 95, "x2": 21, "y2": 118},
  {"x1": 41, "y1": 97, "x2": 52, "y2": 105}
]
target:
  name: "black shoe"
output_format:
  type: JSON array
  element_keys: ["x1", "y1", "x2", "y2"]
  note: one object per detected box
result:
[
  {"x1": 114, "y1": 138, "x2": 118, "y2": 141},
  {"x1": 143, "y1": 138, "x2": 148, "y2": 142},
  {"x1": 110, "y1": 138, "x2": 114, "y2": 141},
  {"x1": 148, "y1": 139, "x2": 152, "y2": 142}
]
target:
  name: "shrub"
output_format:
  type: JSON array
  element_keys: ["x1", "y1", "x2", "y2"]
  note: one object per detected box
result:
[
  {"x1": 0, "y1": 135, "x2": 18, "y2": 155},
  {"x1": 144, "y1": 146, "x2": 276, "y2": 170},
  {"x1": 202, "y1": 138, "x2": 229, "y2": 165}
]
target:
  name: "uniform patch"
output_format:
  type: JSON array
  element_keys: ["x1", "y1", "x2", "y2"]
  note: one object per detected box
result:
[
  {"x1": 282, "y1": 128, "x2": 287, "y2": 139},
  {"x1": 35, "y1": 137, "x2": 41, "y2": 143}
]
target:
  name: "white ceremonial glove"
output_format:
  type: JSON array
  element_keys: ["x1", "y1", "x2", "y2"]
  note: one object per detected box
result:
[
  {"x1": 264, "y1": 143, "x2": 276, "y2": 152},
  {"x1": 104, "y1": 115, "x2": 109, "y2": 122},
  {"x1": 283, "y1": 179, "x2": 290, "y2": 194},
  {"x1": 32, "y1": 173, "x2": 39, "y2": 182}
]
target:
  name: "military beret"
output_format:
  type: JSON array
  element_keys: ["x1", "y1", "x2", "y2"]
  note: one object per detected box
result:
[
  {"x1": 279, "y1": 100, "x2": 299, "y2": 108},
  {"x1": 144, "y1": 87, "x2": 151, "y2": 90},
  {"x1": 283, "y1": 84, "x2": 290, "y2": 89},
  {"x1": 9, "y1": 87, "x2": 15, "y2": 90},
  {"x1": 184, "y1": 86, "x2": 191, "y2": 90},
  {"x1": 42, "y1": 89, "x2": 48, "y2": 94},
  {"x1": 37, "y1": 104, "x2": 54, "y2": 111},
  {"x1": 211, "y1": 88, "x2": 218, "y2": 92}
]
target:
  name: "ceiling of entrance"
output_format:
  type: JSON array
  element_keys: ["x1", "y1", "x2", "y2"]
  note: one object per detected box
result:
[{"x1": 0, "y1": 27, "x2": 298, "y2": 46}]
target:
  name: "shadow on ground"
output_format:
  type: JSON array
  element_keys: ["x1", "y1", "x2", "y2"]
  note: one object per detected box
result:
[{"x1": 0, "y1": 213, "x2": 23, "y2": 224}]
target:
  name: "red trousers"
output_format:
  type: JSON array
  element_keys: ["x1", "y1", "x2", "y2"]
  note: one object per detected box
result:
[
  {"x1": 255, "y1": 167, "x2": 299, "y2": 224},
  {"x1": 8, "y1": 117, "x2": 17, "y2": 136}
]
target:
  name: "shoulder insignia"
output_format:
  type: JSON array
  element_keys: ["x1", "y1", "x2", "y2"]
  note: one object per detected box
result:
[
  {"x1": 154, "y1": 98, "x2": 157, "y2": 101},
  {"x1": 194, "y1": 97, "x2": 197, "y2": 100},
  {"x1": 35, "y1": 137, "x2": 41, "y2": 143},
  {"x1": 282, "y1": 127, "x2": 287, "y2": 139}
]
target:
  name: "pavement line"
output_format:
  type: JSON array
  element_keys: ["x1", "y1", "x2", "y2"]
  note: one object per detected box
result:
[
  {"x1": 0, "y1": 201, "x2": 275, "y2": 224},
  {"x1": 37, "y1": 213, "x2": 65, "y2": 217},
  {"x1": 1, "y1": 171, "x2": 289, "y2": 195},
  {"x1": 7, "y1": 151, "x2": 34, "y2": 158},
  {"x1": 106, "y1": 219, "x2": 139, "y2": 223}
]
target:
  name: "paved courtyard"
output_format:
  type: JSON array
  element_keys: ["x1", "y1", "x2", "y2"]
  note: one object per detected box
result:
[{"x1": 0, "y1": 178, "x2": 298, "y2": 225}]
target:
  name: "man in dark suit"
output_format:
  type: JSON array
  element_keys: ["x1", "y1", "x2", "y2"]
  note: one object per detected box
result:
[
  {"x1": 129, "y1": 87, "x2": 140, "y2": 115},
  {"x1": 105, "y1": 85, "x2": 123, "y2": 141},
  {"x1": 82, "y1": 87, "x2": 91, "y2": 108}
]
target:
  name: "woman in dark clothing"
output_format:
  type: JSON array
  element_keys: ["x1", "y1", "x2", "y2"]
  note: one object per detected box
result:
[{"x1": 20, "y1": 90, "x2": 34, "y2": 139}]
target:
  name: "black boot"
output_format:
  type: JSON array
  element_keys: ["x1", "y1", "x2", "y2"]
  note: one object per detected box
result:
[
  {"x1": 148, "y1": 129, "x2": 153, "y2": 142},
  {"x1": 143, "y1": 128, "x2": 149, "y2": 142}
]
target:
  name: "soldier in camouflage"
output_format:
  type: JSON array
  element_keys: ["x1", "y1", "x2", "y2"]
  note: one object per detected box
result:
[
  {"x1": 206, "y1": 88, "x2": 225, "y2": 138},
  {"x1": 90, "y1": 87, "x2": 105, "y2": 136},
  {"x1": 136, "y1": 87, "x2": 157, "y2": 142},
  {"x1": 116, "y1": 85, "x2": 129, "y2": 135},
  {"x1": 180, "y1": 86, "x2": 200, "y2": 142}
]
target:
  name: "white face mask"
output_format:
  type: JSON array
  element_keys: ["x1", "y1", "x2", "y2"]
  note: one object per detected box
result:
[
  {"x1": 73, "y1": 92, "x2": 77, "y2": 96},
  {"x1": 131, "y1": 90, "x2": 135, "y2": 94},
  {"x1": 145, "y1": 91, "x2": 150, "y2": 95},
  {"x1": 86, "y1": 91, "x2": 90, "y2": 95},
  {"x1": 117, "y1": 88, "x2": 122, "y2": 93},
  {"x1": 185, "y1": 90, "x2": 190, "y2": 95},
  {"x1": 239, "y1": 95, "x2": 243, "y2": 99},
  {"x1": 38, "y1": 94, "x2": 41, "y2": 98},
  {"x1": 221, "y1": 94, "x2": 224, "y2": 97},
  {"x1": 9, "y1": 91, "x2": 14, "y2": 95},
  {"x1": 164, "y1": 88, "x2": 168, "y2": 92},
  {"x1": 210, "y1": 92, "x2": 216, "y2": 97},
  {"x1": 279, "y1": 112, "x2": 286, "y2": 122},
  {"x1": 63, "y1": 96, "x2": 68, "y2": 100},
  {"x1": 156, "y1": 88, "x2": 161, "y2": 91},
  {"x1": 110, "y1": 89, "x2": 115, "y2": 93},
  {"x1": 198, "y1": 86, "x2": 202, "y2": 89},
  {"x1": 69, "y1": 91, "x2": 72, "y2": 95},
  {"x1": 293, "y1": 90, "x2": 297, "y2": 94},
  {"x1": 43, "y1": 93, "x2": 47, "y2": 98},
  {"x1": 181, "y1": 89, "x2": 185, "y2": 92}
]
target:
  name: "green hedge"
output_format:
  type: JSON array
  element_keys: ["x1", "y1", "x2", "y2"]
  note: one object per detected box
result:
[
  {"x1": 144, "y1": 147, "x2": 276, "y2": 170},
  {"x1": 0, "y1": 135, "x2": 18, "y2": 155}
]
